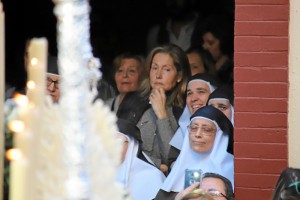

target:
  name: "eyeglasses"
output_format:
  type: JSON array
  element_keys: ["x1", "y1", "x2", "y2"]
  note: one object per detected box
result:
[
  {"x1": 207, "y1": 189, "x2": 229, "y2": 199},
  {"x1": 288, "y1": 181, "x2": 300, "y2": 195},
  {"x1": 46, "y1": 77, "x2": 59, "y2": 89},
  {"x1": 187, "y1": 124, "x2": 216, "y2": 136}
]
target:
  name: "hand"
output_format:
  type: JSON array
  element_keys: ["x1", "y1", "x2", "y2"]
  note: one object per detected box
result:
[
  {"x1": 149, "y1": 88, "x2": 167, "y2": 119},
  {"x1": 174, "y1": 182, "x2": 200, "y2": 200},
  {"x1": 160, "y1": 164, "x2": 169, "y2": 174}
]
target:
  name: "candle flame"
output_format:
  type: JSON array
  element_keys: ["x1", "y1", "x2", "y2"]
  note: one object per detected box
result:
[
  {"x1": 27, "y1": 80, "x2": 36, "y2": 89},
  {"x1": 8, "y1": 120, "x2": 25, "y2": 133},
  {"x1": 31, "y1": 57, "x2": 38, "y2": 66},
  {"x1": 14, "y1": 94, "x2": 28, "y2": 106},
  {"x1": 6, "y1": 149, "x2": 23, "y2": 161}
]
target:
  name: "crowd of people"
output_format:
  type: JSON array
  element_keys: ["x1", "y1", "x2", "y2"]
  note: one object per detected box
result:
[{"x1": 4, "y1": 1, "x2": 299, "y2": 199}]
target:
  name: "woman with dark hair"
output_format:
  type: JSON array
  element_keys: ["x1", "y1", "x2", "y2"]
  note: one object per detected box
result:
[
  {"x1": 272, "y1": 167, "x2": 300, "y2": 200},
  {"x1": 177, "y1": 172, "x2": 234, "y2": 200},
  {"x1": 193, "y1": 14, "x2": 234, "y2": 87},
  {"x1": 186, "y1": 46, "x2": 215, "y2": 76},
  {"x1": 136, "y1": 44, "x2": 191, "y2": 173}
]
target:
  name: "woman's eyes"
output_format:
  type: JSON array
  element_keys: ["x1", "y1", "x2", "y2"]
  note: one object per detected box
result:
[
  {"x1": 218, "y1": 105, "x2": 228, "y2": 110},
  {"x1": 151, "y1": 66, "x2": 172, "y2": 72}
]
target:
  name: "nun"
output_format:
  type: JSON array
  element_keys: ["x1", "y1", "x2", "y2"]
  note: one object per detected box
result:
[
  {"x1": 155, "y1": 105, "x2": 234, "y2": 200},
  {"x1": 116, "y1": 119, "x2": 166, "y2": 200},
  {"x1": 168, "y1": 73, "x2": 219, "y2": 168},
  {"x1": 207, "y1": 85, "x2": 234, "y2": 125},
  {"x1": 170, "y1": 73, "x2": 219, "y2": 151}
]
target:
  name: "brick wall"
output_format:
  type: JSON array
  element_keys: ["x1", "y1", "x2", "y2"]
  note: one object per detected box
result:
[{"x1": 234, "y1": 0, "x2": 289, "y2": 199}]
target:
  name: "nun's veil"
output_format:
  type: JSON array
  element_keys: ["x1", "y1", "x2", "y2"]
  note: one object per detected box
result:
[{"x1": 190, "y1": 105, "x2": 233, "y2": 154}]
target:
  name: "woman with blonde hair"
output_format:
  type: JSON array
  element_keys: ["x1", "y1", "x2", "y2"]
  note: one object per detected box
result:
[{"x1": 135, "y1": 44, "x2": 191, "y2": 174}]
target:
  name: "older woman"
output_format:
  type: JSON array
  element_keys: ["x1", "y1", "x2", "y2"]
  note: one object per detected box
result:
[
  {"x1": 106, "y1": 52, "x2": 145, "y2": 111},
  {"x1": 135, "y1": 44, "x2": 190, "y2": 173},
  {"x1": 170, "y1": 73, "x2": 219, "y2": 151},
  {"x1": 155, "y1": 105, "x2": 234, "y2": 200}
]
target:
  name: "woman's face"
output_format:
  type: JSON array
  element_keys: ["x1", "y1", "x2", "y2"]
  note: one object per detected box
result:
[
  {"x1": 114, "y1": 58, "x2": 141, "y2": 95},
  {"x1": 202, "y1": 32, "x2": 222, "y2": 61},
  {"x1": 186, "y1": 80, "x2": 211, "y2": 114},
  {"x1": 150, "y1": 52, "x2": 181, "y2": 92},
  {"x1": 187, "y1": 52, "x2": 205, "y2": 75},
  {"x1": 208, "y1": 99, "x2": 232, "y2": 122},
  {"x1": 188, "y1": 118, "x2": 217, "y2": 153}
]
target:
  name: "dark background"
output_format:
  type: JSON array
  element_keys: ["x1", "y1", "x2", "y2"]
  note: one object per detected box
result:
[{"x1": 2, "y1": 0, "x2": 234, "y2": 90}]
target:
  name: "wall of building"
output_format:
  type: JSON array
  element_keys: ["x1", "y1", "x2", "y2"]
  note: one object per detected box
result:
[
  {"x1": 288, "y1": 0, "x2": 300, "y2": 168},
  {"x1": 234, "y1": 0, "x2": 289, "y2": 199}
]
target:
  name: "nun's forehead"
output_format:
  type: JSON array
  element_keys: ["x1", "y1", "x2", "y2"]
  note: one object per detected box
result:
[
  {"x1": 208, "y1": 98, "x2": 231, "y2": 104},
  {"x1": 188, "y1": 79, "x2": 210, "y2": 87},
  {"x1": 190, "y1": 116, "x2": 218, "y2": 128}
]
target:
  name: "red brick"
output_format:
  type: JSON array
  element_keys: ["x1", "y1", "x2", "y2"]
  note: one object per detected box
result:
[
  {"x1": 235, "y1": 36, "x2": 288, "y2": 52},
  {"x1": 234, "y1": 98, "x2": 287, "y2": 112},
  {"x1": 235, "y1": 21, "x2": 288, "y2": 36},
  {"x1": 234, "y1": 67, "x2": 288, "y2": 82},
  {"x1": 235, "y1": 143, "x2": 287, "y2": 159},
  {"x1": 234, "y1": 128, "x2": 287, "y2": 143},
  {"x1": 235, "y1": 158, "x2": 261, "y2": 173},
  {"x1": 234, "y1": 83, "x2": 288, "y2": 98},
  {"x1": 234, "y1": 52, "x2": 288, "y2": 67},
  {"x1": 236, "y1": 5, "x2": 289, "y2": 21},
  {"x1": 235, "y1": 0, "x2": 288, "y2": 5},
  {"x1": 235, "y1": 112, "x2": 287, "y2": 128},
  {"x1": 234, "y1": 187, "x2": 274, "y2": 200},
  {"x1": 235, "y1": 173, "x2": 279, "y2": 189},
  {"x1": 235, "y1": 158, "x2": 287, "y2": 174},
  {"x1": 260, "y1": 159, "x2": 287, "y2": 174}
]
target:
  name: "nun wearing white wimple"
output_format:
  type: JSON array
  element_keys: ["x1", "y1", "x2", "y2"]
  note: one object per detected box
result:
[
  {"x1": 168, "y1": 73, "x2": 219, "y2": 166},
  {"x1": 154, "y1": 105, "x2": 234, "y2": 200},
  {"x1": 116, "y1": 119, "x2": 166, "y2": 200}
]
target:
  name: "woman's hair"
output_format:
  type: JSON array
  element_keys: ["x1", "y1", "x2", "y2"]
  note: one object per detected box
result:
[
  {"x1": 199, "y1": 14, "x2": 234, "y2": 58},
  {"x1": 139, "y1": 44, "x2": 191, "y2": 108},
  {"x1": 186, "y1": 46, "x2": 216, "y2": 75},
  {"x1": 272, "y1": 167, "x2": 300, "y2": 200},
  {"x1": 202, "y1": 172, "x2": 234, "y2": 200},
  {"x1": 112, "y1": 52, "x2": 146, "y2": 84}
]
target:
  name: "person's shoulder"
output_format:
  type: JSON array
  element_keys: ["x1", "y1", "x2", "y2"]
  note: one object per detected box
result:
[{"x1": 153, "y1": 189, "x2": 177, "y2": 200}]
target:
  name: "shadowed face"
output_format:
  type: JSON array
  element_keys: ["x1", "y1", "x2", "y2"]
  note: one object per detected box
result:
[
  {"x1": 187, "y1": 52, "x2": 205, "y2": 75},
  {"x1": 208, "y1": 99, "x2": 232, "y2": 122},
  {"x1": 46, "y1": 73, "x2": 60, "y2": 103},
  {"x1": 202, "y1": 32, "x2": 221, "y2": 61}
]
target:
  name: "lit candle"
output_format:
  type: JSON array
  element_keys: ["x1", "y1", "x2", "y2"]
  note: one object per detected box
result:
[
  {"x1": 27, "y1": 38, "x2": 48, "y2": 106},
  {"x1": 9, "y1": 95, "x2": 30, "y2": 200},
  {"x1": 0, "y1": 2, "x2": 5, "y2": 199}
]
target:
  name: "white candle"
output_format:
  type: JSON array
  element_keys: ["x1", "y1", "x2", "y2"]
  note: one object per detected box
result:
[
  {"x1": 27, "y1": 38, "x2": 48, "y2": 106},
  {"x1": 0, "y1": 2, "x2": 5, "y2": 200}
]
